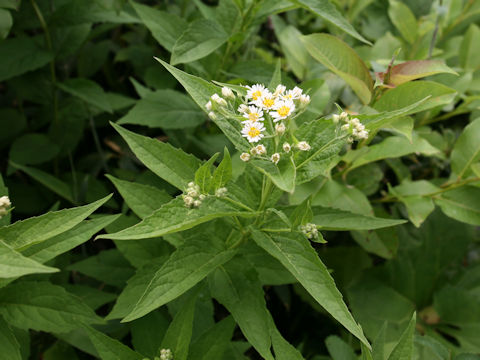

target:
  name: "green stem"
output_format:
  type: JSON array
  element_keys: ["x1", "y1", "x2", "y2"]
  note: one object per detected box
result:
[{"x1": 223, "y1": 196, "x2": 255, "y2": 212}]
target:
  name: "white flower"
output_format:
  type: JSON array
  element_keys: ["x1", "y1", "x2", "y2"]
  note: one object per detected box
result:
[
  {"x1": 187, "y1": 190, "x2": 198, "y2": 198},
  {"x1": 160, "y1": 348, "x2": 173, "y2": 360},
  {"x1": 187, "y1": 182, "x2": 195, "y2": 188},
  {"x1": 340, "y1": 111, "x2": 348, "y2": 120},
  {"x1": 332, "y1": 114, "x2": 340, "y2": 124},
  {"x1": 237, "y1": 104, "x2": 249, "y2": 114},
  {"x1": 255, "y1": 144, "x2": 266, "y2": 155},
  {"x1": 300, "y1": 223, "x2": 318, "y2": 240},
  {"x1": 297, "y1": 141, "x2": 311, "y2": 151},
  {"x1": 0, "y1": 196, "x2": 11, "y2": 207},
  {"x1": 358, "y1": 130, "x2": 369, "y2": 139},
  {"x1": 283, "y1": 142, "x2": 291, "y2": 153},
  {"x1": 221, "y1": 86, "x2": 235, "y2": 99},
  {"x1": 242, "y1": 106, "x2": 264, "y2": 123},
  {"x1": 341, "y1": 124, "x2": 350, "y2": 131},
  {"x1": 211, "y1": 93, "x2": 227, "y2": 106},
  {"x1": 270, "y1": 100, "x2": 295, "y2": 122},
  {"x1": 194, "y1": 200, "x2": 202, "y2": 207},
  {"x1": 271, "y1": 153, "x2": 281, "y2": 164},
  {"x1": 205, "y1": 101, "x2": 212, "y2": 111},
  {"x1": 240, "y1": 152, "x2": 251, "y2": 161},
  {"x1": 215, "y1": 187, "x2": 228, "y2": 197},
  {"x1": 275, "y1": 122, "x2": 286, "y2": 135},
  {"x1": 283, "y1": 86, "x2": 302, "y2": 100},
  {"x1": 250, "y1": 146, "x2": 258, "y2": 155},
  {"x1": 208, "y1": 112, "x2": 217, "y2": 120},
  {"x1": 299, "y1": 94, "x2": 310, "y2": 105},
  {"x1": 254, "y1": 92, "x2": 276, "y2": 111},
  {"x1": 183, "y1": 196, "x2": 194, "y2": 207},
  {"x1": 246, "y1": 84, "x2": 267, "y2": 101},
  {"x1": 273, "y1": 84, "x2": 286, "y2": 97},
  {"x1": 241, "y1": 121, "x2": 265, "y2": 143},
  {"x1": 351, "y1": 118, "x2": 361, "y2": 126}
]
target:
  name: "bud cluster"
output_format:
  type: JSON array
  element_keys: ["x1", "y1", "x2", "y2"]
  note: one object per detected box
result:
[
  {"x1": 160, "y1": 349, "x2": 173, "y2": 360},
  {"x1": 333, "y1": 111, "x2": 368, "y2": 142},
  {"x1": 215, "y1": 187, "x2": 228, "y2": 197},
  {"x1": 299, "y1": 223, "x2": 319, "y2": 241},
  {"x1": 0, "y1": 196, "x2": 11, "y2": 218},
  {"x1": 182, "y1": 182, "x2": 205, "y2": 208}
]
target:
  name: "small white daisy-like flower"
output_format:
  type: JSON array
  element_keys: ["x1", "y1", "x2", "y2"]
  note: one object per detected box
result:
[
  {"x1": 271, "y1": 153, "x2": 281, "y2": 164},
  {"x1": 255, "y1": 92, "x2": 276, "y2": 111},
  {"x1": 237, "y1": 104, "x2": 249, "y2": 114},
  {"x1": 283, "y1": 142, "x2": 291, "y2": 153},
  {"x1": 240, "y1": 152, "x2": 251, "y2": 162},
  {"x1": 275, "y1": 123, "x2": 286, "y2": 135},
  {"x1": 283, "y1": 86, "x2": 303, "y2": 100},
  {"x1": 297, "y1": 141, "x2": 311, "y2": 151},
  {"x1": 299, "y1": 94, "x2": 310, "y2": 105},
  {"x1": 215, "y1": 187, "x2": 228, "y2": 197},
  {"x1": 255, "y1": 144, "x2": 266, "y2": 155},
  {"x1": 246, "y1": 84, "x2": 267, "y2": 101},
  {"x1": 273, "y1": 84, "x2": 286, "y2": 97},
  {"x1": 241, "y1": 122, "x2": 266, "y2": 143},
  {"x1": 208, "y1": 112, "x2": 217, "y2": 120},
  {"x1": 271, "y1": 100, "x2": 295, "y2": 122},
  {"x1": 242, "y1": 106, "x2": 264, "y2": 123},
  {"x1": 221, "y1": 86, "x2": 235, "y2": 99},
  {"x1": 205, "y1": 101, "x2": 212, "y2": 111}
]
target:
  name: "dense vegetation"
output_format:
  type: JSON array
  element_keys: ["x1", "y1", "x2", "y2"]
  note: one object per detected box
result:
[{"x1": 1, "y1": 0, "x2": 480, "y2": 359}]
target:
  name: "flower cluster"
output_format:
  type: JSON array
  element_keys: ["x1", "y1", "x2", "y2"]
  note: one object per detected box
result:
[
  {"x1": 205, "y1": 83, "x2": 312, "y2": 166},
  {"x1": 182, "y1": 182, "x2": 205, "y2": 208},
  {"x1": 333, "y1": 111, "x2": 368, "y2": 142},
  {"x1": 160, "y1": 349, "x2": 173, "y2": 360},
  {"x1": 0, "y1": 196, "x2": 11, "y2": 218},
  {"x1": 299, "y1": 223, "x2": 319, "y2": 241}
]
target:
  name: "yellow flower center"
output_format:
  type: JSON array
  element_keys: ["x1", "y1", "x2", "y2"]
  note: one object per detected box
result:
[
  {"x1": 248, "y1": 127, "x2": 261, "y2": 138},
  {"x1": 252, "y1": 90, "x2": 262, "y2": 100},
  {"x1": 248, "y1": 112, "x2": 259, "y2": 121},
  {"x1": 277, "y1": 106, "x2": 290, "y2": 117},
  {"x1": 263, "y1": 98, "x2": 275, "y2": 108},
  {"x1": 284, "y1": 94, "x2": 292, "y2": 100}
]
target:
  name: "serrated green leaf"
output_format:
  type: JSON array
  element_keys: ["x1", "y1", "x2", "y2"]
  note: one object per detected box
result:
[
  {"x1": 107, "y1": 175, "x2": 171, "y2": 219},
  {"x1": 0, "y1": 240, "x2": 58, "y2": 278},
  {"x1": 435, "y1": 186, "x2": 480, "y2": 226},
  {"x1": 270, "y1": 325, "x2": 305, "y2": 360},
  {"x1": 57, "y1": 78, "x2": 112, "y2": 113},
  {"x1": 301, "y1": 33, "x2": 373, "y2": 104},
  {"x1": 0, "y1": 195, "x2": 111, "y2": 250},
  {"x1": 290, "y1": 197, "x2": 313, "y2": 229},
  {"x1": 387, "y1": 312, "x2": 416, "y2": 360},
  {"x1": 291, "y1": 0, "x2": 370, "y2": 44},
  {"x1": 0, "y1": 316, "x2": 21, "y2": 360},
  {"x1": 189, "y1": 316, "x2": 236, "y2": 360},
  {"x1": 97, "y1": 197, "x2": 255, "y2": 241},
  {"x1": 252, "y1": 156, "x2": 296, "y2": 193},
  {"x1": 251, "y1": 230, "x2": 370, "y2": 348},
  {"x1": 388, "y1": 0, "x2": 417, "y2": 44},
  {"x1": 212, "y1": 148, "x2": 232, "y2": 190},
  {"x1": 450, "y1": 118, "x2": 480, "y2": 179},
  {"x1": 195, "y1": 153, "x2": 220, "y2": 194},
  {"x1": 82, "y1": 324, "x2": 144, "y2": 360},
  {"x1": 171, "y1": 19, "x2": 229, "y2": 65},
  {"x1": 112, "y1": 122, "x2": 201, "y2": 189},
  {"x1": 0, "y1": 281, "x2": 103, "y2": 333}
]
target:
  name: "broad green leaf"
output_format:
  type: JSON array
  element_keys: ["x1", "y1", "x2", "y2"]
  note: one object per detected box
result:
[
  {"x1": 270, "y1": 326, "x2": 305, "y2": 360},
  {"x1": 0, "y1": 316, "x2": 21, "y2": 360},
  {"x1": 252, "y1": 156, "x2": 296, "y2": 193},
  {"x1": 0, "y1": 37, "x2": 54, "y2": 82},
  {"x1": 131, "y1": 311, "x2": 170, "y2": 358},
  {"x1": 374, "y1": 81, "x2": 456, "y2": 113},
  {"x1": 112, "y1": 122, "x2": 201, "y2": 189},
  {"x1": 379, "y1": 60, "x2": 457, "y2": 86},
  {"x1": 82, "y1": 325, "x2": 144, "y2": 360},
  {"x1": 0, "y1": 281, "x2": 103, "y2": 333},
  {"x1": 291, "y1": 0, "x2": 370, "y2": 44},
  {"x1": 347, "y1": 134, "x2": 440, "y2": 171},
  {"x1": 171, "y1": 19, "x2": 229, "y2": 65},
  {"x1": 450, "y1": 118, "x2": 480, "y2": 179},
  {"x1": 107, "y1": 175, "x2": 171, "y2": 219},
  {"x1": 301, "y1": 33, "x2": 373, "y2": 104},
  {"x1": 130, "y1": 1, "x2": 186, "y2": 51},
  {"x1": 212, "y1": 148, "x2": 232, "y2": 190},
  {"x1": 0, "y1": 194, "x2": 111, "y2": 249},
  {"x1": 459, "y1": 24, "x2": 480, "y2": 70},
  {"x1": 64, "y1": 284, "x2": 116, "y2": 311},
  {"x1": 117, "y1": 90, "x2": 205, "y2": 129},
  {"x1": 189, "y1": 316, "x2": 236, "y2": 360},
  {"x1": 275, "y1": 24, "x2": 308, "y2": 79},
  {"x1": 23, "y1": 215, "x2": 119, "y2": 264},
  {"x1": 161, "y1": 291, "x2": 198, "y2": 360},
  {"x1": 97, "y1": 197, "x2": 255, "y2": 241},
  {"x1": 209, "y1": 257, "x2": 275, "y2": 360},
  {"x1": 388, "y1": 312, "x2": 416, "y2": 360},
  {"x1": 251, "y1": 230, "x2": 370, "y2": 348},
  {"x1": 326, "y1": 335, "x2": 357, "y2": 360},
  {"x1": 388, "y1": 0, "x2": 417, "y2": 44},
  {"x1": 351, "y1": 227, "x2": 399, "y2": 259},
  {"x1": 195, "y1": 153, "x2": 220, "y2": 194},
  {"x1": 9, "y1": 133, "x2": 60, "y2": 166},
  {"x1": 435, "y1": 186, "x2": 480, "y2": 226},
  {"x1": 108, "y1": 227, "x2": 237, "y2": 321},
  {"x1": 0, "y1": 240, "x2": 58, "y2": 278},
  {"x1": 268, "y1": 59, "x2": 282, "y2": 90},
  {"x1": 0, "y1": 8, "x2": 12, "y2": 39},
  {"x1": 290, "y1": 197, "x2": 313, "y2": 229},
  {"x1": 295, "y1": 119, "x2": 346, "y2": 184},
  {"x1": 10, "y1": 162, "x2": 73, "y2": 203},
  {"x1": 57, "y1": 78, "x2": 112, "y2": 113},
  {"x1": 311, "y1": 206, "x2": 406, "y2": 230}
]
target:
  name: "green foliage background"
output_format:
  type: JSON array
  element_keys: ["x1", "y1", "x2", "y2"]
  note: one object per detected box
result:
[{"x1": 0, "y1": 0, "x2": 480, "y2": 359}]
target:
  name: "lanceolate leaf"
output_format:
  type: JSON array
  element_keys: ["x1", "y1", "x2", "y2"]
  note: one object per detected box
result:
[
  {"x1": 378, "y1": 60, "x2": 457, "y2": 86},
  {"x1": 435, "y1": 186, "x2": 480, "y2": 226},
  {"x1": 387, "y1": 0, "x2": 417, "y2": 44},
  {"x1": 450, "y1": 117, "x2": 480, "y2": 179},
  {"x1": 97, "y1": 197, "x2": 256, "y2": 241},
  {"x1": 111, "y1": 122, "x2": 201, "y2": 190},
  {"x1": 0, "y1": 316, "x2": 22, "y2": 360},
  {"x1": 291, "y1": 0, "x2": 370, "y2": 44},
  {"x1": 301, "y1": 33, "x2": 373, "y2": 104},
  {"x1": 212, "y1": 148, "x2": 232, "y2": 190},
  {"x1": 251, "y1": 230, "x2": 370, "y2": 348},
  {"x1": 252, "y1": 156, "x2": 296, "y2": 193},
  {"x1": 0, "y1": 194, "x2": 111, "y2": 250},
  {"x1": 387, "y1": 312, "x2": 416, "y2": 360},
  {"x1": 57, "y1": 78, "x2": 112, "y2": 113},
  {"x1": 189, "y1": 316, "x2": 236, "y2": 360}
]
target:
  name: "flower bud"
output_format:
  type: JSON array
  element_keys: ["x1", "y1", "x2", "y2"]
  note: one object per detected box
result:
[
  {"x1": 240, "y1": 152, "x2": 251, "y2": 162},
  {"x1": 193, "y1": 200, "x2": 202, "y2": 207},
  {"x1": 299, "y1": 94, "x2": 310, "y2": 105},
  {"x1": 183, "y1": 196, "x2": 194, "y2": 207},
  {"x1": 237, "y1": 104, "x2": 249, "y2": 113},
  {"x1": 283, "y1": 142, "x2": 291, "y2": 153},
  {"x1": 205, "y1": 101, "x2": 212, "y2": 111},
  {"x1": 271, "y1": 153, "x2": 281, "y2": 164},
  {"x1": 208, "y1": 112, "x2": 217, "y2": 120},
  {"x1": 297, "y1": 141, "x2": 311, "y2": 151},
  {"x1": 221, "y1": 86, "x2": 235, "y2": 99},
  {"x1": 332, "y1": 114, "x2": 340, "y2": 124},
  {"x1": 274, "y1": 84, "x2": 286, "y2": 96},
  {"x1": 275, "y1": 123, "x2": 286, "y2": 135},
  {"x1": 255, "y1": 144, "x2": 266, "y2": 155}
]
